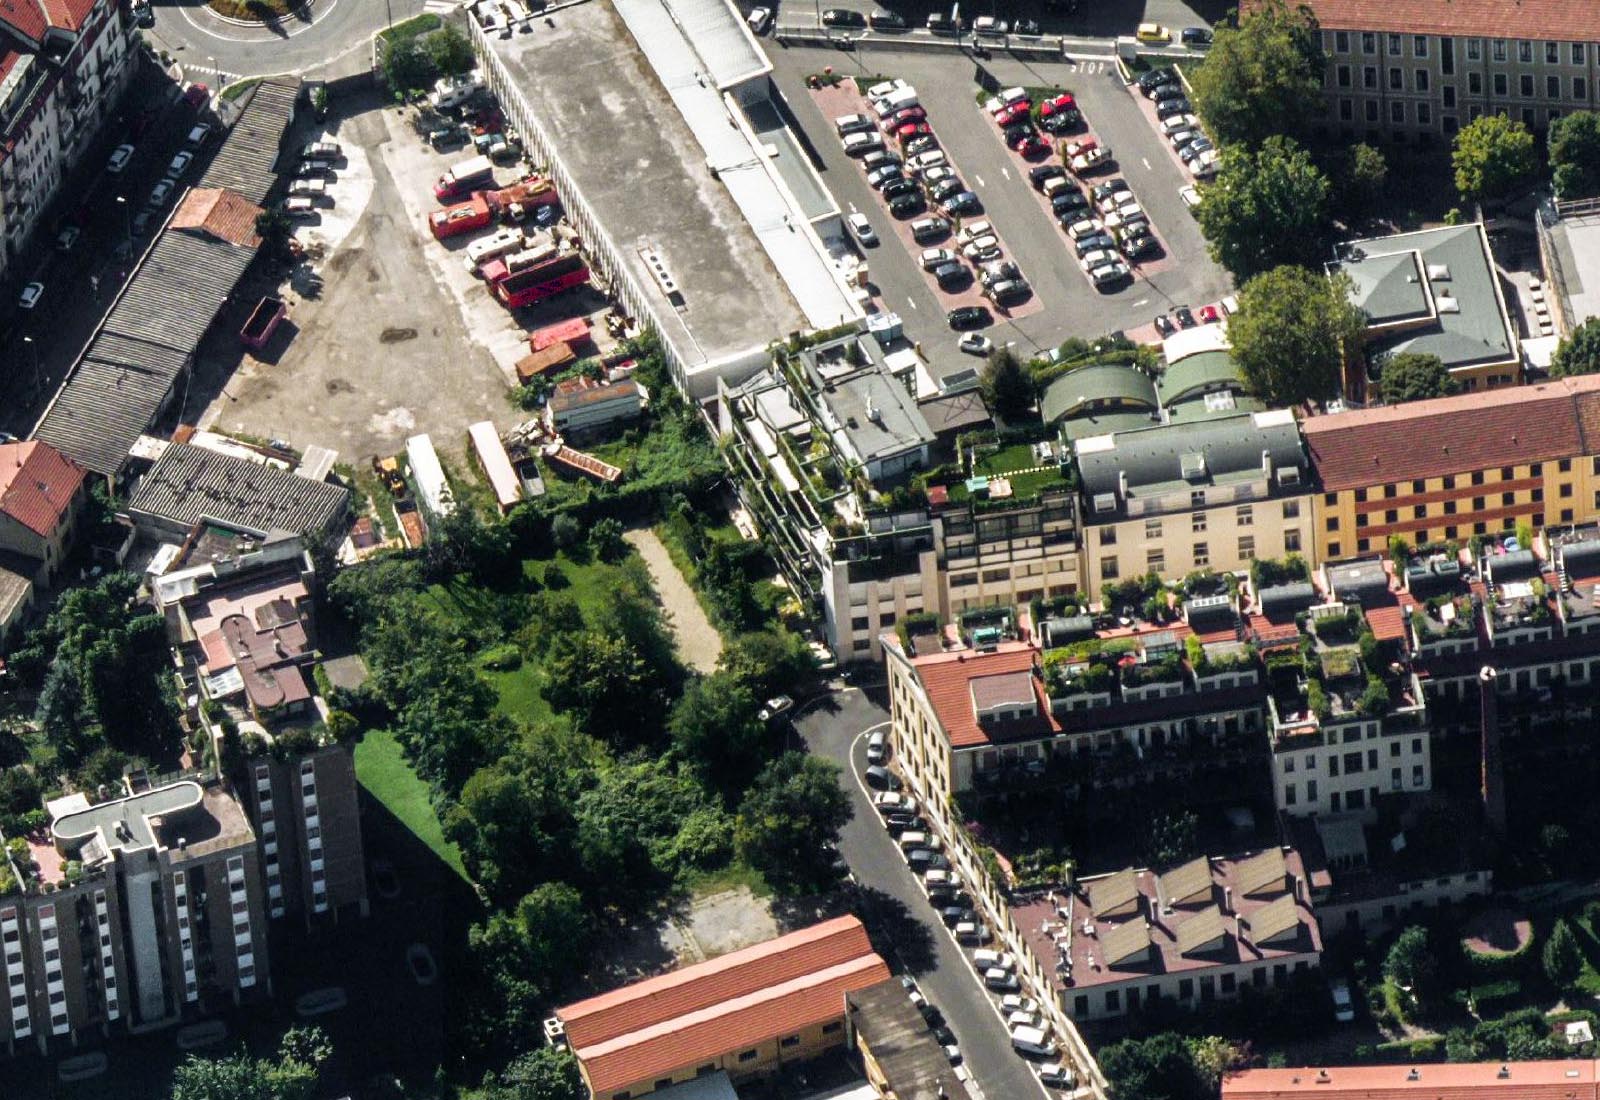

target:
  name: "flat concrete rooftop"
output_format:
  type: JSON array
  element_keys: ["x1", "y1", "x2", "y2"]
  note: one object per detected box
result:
[
  {"x1": 1551, "y1": 213, "x2": 1600, "y2": 327},
  {"x1": 745, "y1": 97, "x2": 835, "y2": 223},
  {"x1": 484, "y1": 3, "x2": 810, "y2": 366}
]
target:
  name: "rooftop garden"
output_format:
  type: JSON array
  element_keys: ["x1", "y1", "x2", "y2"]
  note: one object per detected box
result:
[
  {"x1": 1032, "y1": 593, "x2": 1086, "y2": 623},
  {"x1": 1043, "y1": 656, "x2": 1117, "y2": 699},
  {"x1": 1186, "y1": 634, "x2": 1257, "y2": 676},
  {"x1": 1490, "y1": 577, "x2": 1554, "y2": 627},
  {"x1": 1417, "y1": 593, "x2": 1478, "y2": 638},
  {"x1": 1250, "y1": 553, "x2": 1311, "y2": 592},
  {"x1": 1102, "y1": 571, "x2": 1176, "y2": 623},
  {"x1": 1122, "y1": 654, "x2": 1186, "y2": 687},
  {"x1": 922, "y1": 427, "x2": 1075, "y2": 508}
]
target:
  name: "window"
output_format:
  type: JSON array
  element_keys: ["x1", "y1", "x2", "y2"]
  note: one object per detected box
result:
[
  {"x1": 698, "y1": 1065, "x2": 718, "y2": 1077},
  {"x1": 1145, "y1": 518, "x2": 1162, "y2": 539},
  {"x1": 1284, "y1": 783, "x2": 1297, "y2": 805},
  {"x1": 1502, "y1": 491, "x2": 1515, "y2": 506},
  {"x1": 1385, "y1": 509, "x2": 1399, "y2": 524},
  {"x1": 1192, "y1": 512, "x2": 1207, "y2": 532},
  {"x1": 1106, "y1": 989, "x2": 1121, "y2": 1012},
  {"x1": 1521, "y1": 74, "x2": 1535, "y2": 97},
  {"x1": 1324, "y1": 492, "x2": 1338, "y2": 506},
  {"x1": 1221, "y1": 973, "x2": 1237, "y2": 994},
  {"x1": 1179, "y1": 977, "x2": 1195, "y2": 999},
  {"x1": 1328, "y1": 755, "x2": 1339, "y2": 777},
  {"x1": 1354, "y1": 488, "x2": 1368, "y2": 503},
  {"x1": 1391, "y1": 100, "x2": 1407, "y2": 123},
  {"x1": 1328, "y1": 541, "x2": 1341, "y2": 558},
  {"x1": 1444, "y1": 85, "x2": 1456, "y2": 108},
  {"x1": 1467, "y1": 37, "x2": 1481, "y2": 61},
  {"x1": 1563, "y1": 458, "x2": 1577, "y2": 474},
  {"x1": 1335, "y1": 30, "x2": 1349, "y2": 52},
  {"x1": 1357, "y1": 538, "x2": 1371, "y2": 552},
  {"x1": 1473, "y1": 496, "x2": 1486, "y2": 511},
  {"x1": 1577, "y1": 77, "x2": 1589, "y2": 100},
  {"x1": 738, "y1": 1050, "x2": 759, "y2": 1063},
  {"x1": 1328, "y1": 516, "x2": 1341, "y2": 531},
  {"x1": 1492, "y1": 38, "x2": 1507, "y2": 61},
  {"x1": 1366, "y1": 96, "x2": 1381, "y2": 119},
  {"x1": 1494, "y1": 73, "x2": 1508, "y2": 96},
  {"x1": 1385, "y1": 483, "x2": 1398, "y2": 498},
  {"x1": 1418, "y1": 103, "x2": 1433, "y2": 125},
  {"x1": 1100, "y1": 557, "x2": 1119, "y2": 580},
  {"x1": 822, "y1": 1022, "x2": 843, "y2": 1034},
  {"x1": 1364, "y1": 66, "x2": 1378, "y2": 89},
  {"x1": 1363, "y1": 32, "x2": 1376, "y2": 53},
  {"x1": 1442, "y1": 36, "x2": 1454, "y2": 74},
  {"x1": 1285, "y1": 529, "x2": 1302, "y2": 552},
  {"x1": 1412, "y1": 504, "x2": 1426, "y2": 519},
  {"x1": 1414, "y1": 35, "x2": 1428, "y2": 57},
  {"x1": 1519, "y1": 39, "x2": 1533, "y2": 63},
  {"x1": 1413, "y1": 764, "x2": 1425, "y2": 786},
  {"x1": 1470, "y1": 72, "x2": 1483, "y2": 94},
  {"x1": 1389, "y1": 67, "x2": 1403, "y2": 90},
  {"x1": 1307, "y1": 779, "x2": 1318, "y2": 801},
  {"x1": 1416, "y1": 69, "x2": 1429, "y2": 92},
  {"x1": 1562, "y1": 483, "x2": 1574, "y2": 498},
  {"x1": 1238, "y1": 535, "x2": 1255, "y2": 559},
  {"x1": 1193, "y1": 542, "x2": 1210, "y2": 567},
  {"x1": 1563, "y1": 508, "x2": 1575, "y2": 523},
  {"x1": 1392, "y1": 767, "x2": 1403, "y2": 791},
  {"x1": 1549, "y1": 75, "x2": 1562, "y2": 98},
  {"x1": 851, "y1": 616, "x2": 869, "y2": 630},
  {"x1": 1388, "y1": 33, "x2": 1401, "y2": 55},
  {"x1": 1337, "y1": 64, "x2": 1351, "y2": 87},
  {"x1": 1284, "y1": 756, "x2": 1295, "y2": 774},
  {"x1": 1190, "y1": 489, "x2": 1206, "y2": 509},
  {"x1": 1340, "y1": 98, "x2": 1354, "y2": 121},
  {"x1": 1237, "y1": 505, "x2": 1253, "y2": 526},
  {"x1": 1473, "y1": 469, "x2": 1486, "y2": 485},
  {"x1": 1283, "y1": 500, "x2": 1300, "y2": 519},
  {"x1": 1575, "y1": 43, "x2": 1586, "y2": 65},
  {"x1": 1100, "y1": 527, "x2": 1117, "y2": 546},
  {"x1": 1547, "y1": 40, "x2": 1559, "y2": 63},
  {"x1": 781, "y1": 1036, "x2": 801, "y2": 1049},
  {"x1": 1410, "y1": 479, "x2": 1425, "y2": 494},
  {"x1": 1344, "y1": 751, "x2": 1364, "y2": 774},
  {"x1": 657, "y1": 1079, "x2": 678, "y2": 1090}
]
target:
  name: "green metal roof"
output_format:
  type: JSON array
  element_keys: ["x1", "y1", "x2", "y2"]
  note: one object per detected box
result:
[
  {"x1": 1155, "y1": 350, "x2": 1246, "y2": 406},
  {"x1": 1040, "y1": 363, "x2": 1159, "y2": 424}
]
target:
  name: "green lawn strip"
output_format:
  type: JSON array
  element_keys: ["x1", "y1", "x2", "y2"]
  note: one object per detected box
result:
[
  {"x1": 679, "y1": 858, "x2": 773, "y2": 900},
  {"x1": 377, "y1": 11, "x2": 441, "y2": 44},
  {"x1": 354, "y1": 728, "x2": 470, "y2": 884}
]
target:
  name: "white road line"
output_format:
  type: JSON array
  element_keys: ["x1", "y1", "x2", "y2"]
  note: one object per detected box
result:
[
  {"x1": 1142, "y1": 157, "x2": 1152, "y2": 170},
  {"x1": 844, "y1": 731, "x2": 1056, "y2": 1100},
  {"x1": 907, "y1": 297, "x2": 919, "y2": 310},
  {"x1": 974, "y1": 174, "x2": 986, "y2": 187},
  {"x1": 1001, "y1": 167, "x2": 1010, "y2": 180},
  {"x1": 1133, "y1": 297, "x2": 1150, "y2": 307}
]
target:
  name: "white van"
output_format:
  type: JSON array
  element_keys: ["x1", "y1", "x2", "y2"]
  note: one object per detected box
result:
[
  {"x1": 973, "y1": 949, "x2": 1014, "y2": 971},
  {"x1": 1011, "y1": 1025, "x2": 1057, "y2": 1057},
  {"x1": 958, "y1": 219, "x2": 994, "y2": 244},
  {"x1": 866, "y1": 77, "x2": 908, "y2": 100},
  {"x1": 464, "y1": 227, "x2": 527, "y2": 270},
  {"x1": 874, "y1": 87, "x2": 919, "y2": 118},
  {"x1": 898, "y1": 830, "x2": 929, "y2": 852}
]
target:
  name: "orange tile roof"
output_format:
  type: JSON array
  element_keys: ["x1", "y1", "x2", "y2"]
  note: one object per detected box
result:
[
  {"x1": 0, "y1": 441, "x2": 84, "y2": 538},
  {"x1": 579, "y1": 955, "x2": 890, "y2": 1094},
  {"x1": 559, "y1": 916, "x2": 884, "y2": 1092},
  {"x1": 1303, "y1": 375, "x2": 1600, "y2": 492},
  {"x1": 911, "y1": 643, "x2": 1054, "y2": 749},
  {"x1": 170, "y1": 188, "x2": 264, "y2": 249},
  {"x1": 1268, "y1": 0, "x2": 1600, "y2": 40},
  {"x1": 1223, "y1": 1061, "x2": 1600, "y2": 1100}
]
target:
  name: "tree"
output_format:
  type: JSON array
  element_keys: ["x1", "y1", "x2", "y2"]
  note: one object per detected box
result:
[
  {"x1": 735, "y1": 752, "x2": 851, "y2": 891},
  {"x1": 543, "y1": 631, "x2": 659, "y2": 743},
  {"x1": 1197, "y1": 136, "x2": 1330, "y2": 282},
  {"x1": 980, "y1": 348, "x2": 1035, "y2": 420},
  {"x1": 1229, "y1": 266, "x2": 1364, "y2": 406},
  {"x1": 1544, "y1": 919, "x2": 1583, "y2": 989},
  {"x1": 382, "y1": 36, "x2": 437, "y2": 98},
  {"x1": 1139, "y1": 810, "x2": 1199, "y2": 867},
  {"x1": 1550, "y1": 111, "x2": 1600, "y2": 199},
  {"x1": 472, "y1": 1048, "x2": 587, "y2": 1100},
  {"x1": 669, "y1": 672, "x2": 772, "y2": 797},
  {"x1": 1452, "y1": 114, "x2": 1537, "y2": 203},
  {"x1": 171, "y1": 1026, "x2": 330, "y2": 1100},
  {"x1": 1099, "y1": 1032, "x2": 1213, "y2": 1100},
  {"x1": 1378, "y1": 352, "x2": 1457, "y2": 404},
  {"x1": 719, "y1": 629, "x2": 815, "y2": 700},
  {"x1": 1339, "y1": 143, "x2": 1388, "y2": 223},
  {"x1": 1188, "y1": 0, "x2": 1325, "y2": 148},
  {"x1": 426, "y1": 24, "x2": 476, "y2": 76},
  {"x1": 1552, "y1": 317, "x2": 1600, "y2": 378},
  {"x1": 588, "y1": 517, "x2": 627, "y2": 563},
  {"x1": 1384, "y1": 925, "x2": 1439, "y2": 1002}
]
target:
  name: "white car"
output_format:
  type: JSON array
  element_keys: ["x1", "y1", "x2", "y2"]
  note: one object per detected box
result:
[
  {"x1": 1160, "y1": 114, "x2": 1198, "y2": 136},
  {"x1": 958, "y1": 219, "x2": 994, "y2": 243},
  {"x1": 1037, "y1": 1064, "x2": 1075, "y2": 1089},
  {"x1": 1096, "y1": 189, "x2": 1135, "y2": 213},
  {"x1": 1079, "y1": 248, "x2": 1116, "y2": 272},
  {"x1": 848, "y1": 211, "x2": 878, "y2": 247},
  {"x1": 984, "y1": 968, "x2": 1019, "y2": 991},
  {"x1": 873, "y1": 791, "x2": 916, "y2": 814},
  {"x1": 1001, "y1": 995, "x2": 1040, "y2": 1015},
  {"x1": 1331, "y1": 979, "x2": 1355, "y2": 1023},
  {"x1": 843, "y1": 132, "x2": 884, "y2": 156},
  {"x1": 920, "y1": 247, "x2": 958, "y2": 270},
  {"x1": 923, "y1": 165, "x2": 959, "y2": 186},
  {"x1": 107, "y1": 143, "x2": 134, "y2": 174},
  {"x1": 866, "y1": 729, "x2": 888, "y2": 762},
  {"x1": 746, "y1": 5, "x2": 772, "y2": 33},
  {"x1": 1169, "y1": 129, "x2": 1199, "y2": 149},
  {"x1": 55, "y1": 225, "x2": 80, "y2": 251},
  {"x1": 958, "y1": 332, "x2": 993, "y2": 356},
  {"x1": 165, "y1": 150, "x2": 193, "y2": 178},
  {"x1": 1008, "y1": 1010, "x2": 1042, "y2": 1029},
  {"x1": 961, "y1": 235, "x2": 999, "y2": 259},
  {"x1": 1065, "y1": 217, "x2": 1104, "y2": 241},
  {"x1": 187, "y1": 123, "x2": 213, "y2": 146},
  {"x1": 836, "y1": 112, "x2": 875, "y2": 136},
  {"x1": 906, "y1": 149, "x2": 947, "y2": 175},
  {"x1": 866, "y1": 78, "x2": 908, "y2": 100},
  {"x1": 147, "y1": 179, "x2": 174, "y2": 207},
  {"x1": 1179, "y1": 185, "x2": 1202, "y2": 209},
  {"x1": 18, "y1": 282, "x2": 43, "y2": 309},
  {"x1": 1091, "y1": 260, "x2": 1130, "y2": 286}
]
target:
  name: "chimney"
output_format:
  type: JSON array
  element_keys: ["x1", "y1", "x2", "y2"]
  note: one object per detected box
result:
[
  {"x1": 1118, "y1": 469, "x2": 1129, "y2": 498},
  {"x1": 1261, "y1": 448, "x2": 1272, "y2": 477},
  {"x1": 1479, "y1": 666, "x2": 1506, "y2": 835},
  {"x1": 1223, "y1": 885, "x2": 1232, "y2": 911}
]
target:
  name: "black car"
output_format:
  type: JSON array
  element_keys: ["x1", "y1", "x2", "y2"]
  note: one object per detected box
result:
[
  {"x1": 1014, "y1": 18, "x2": 1040, "y2": 35},
  {"x1": 919, "y1": 1003, "x2": 944, "y2": 1027},
  {"x1": 889, "y1": 193, "x2": 926, "y2": 218},
  {"x1": 1004, "y1": 126, "x2": 1035, "y2": 150},
  {"x1": 1029, "y1": 164, "x2": 1066, "y2": 189},
  {"x1": 883, "y1": 812, "x2": 921, "y2": 833},
  {"x1": 1153, "y1": 313, "x2": 1176, "y2": 337},
  {"x1": 926, "y1": 12, "x2": 957, "y2": 33},
  {"x1": 929, "y1": 178, "x2": 965, "y2": 203},
  {"x1": 1137, "y1": 67, "x2": 1177, "y2": 92},
  {"x1": 1122, "y1": 232, "x2": 1160, "y2": 259},
  {"x1": 865, "y1": 764, "x2": 898, "y2": 789},
  {"x1": 942, "y1": 191, "x2": 981, "y2": 216},
  {"x1": 932, "y1": 261, "x2": 969, "y2": 289},
  {"x1": 1156, "y1": 98, "x2": 1192, "y2": 119},
  {"x1": 1181, "y1": 26, "x2": 1213, "y2": 46},
  {"x1": 1040, "y1": 110, "x2": 1080, "y2": 133},
  {"x1": 881, "y1": 177, "x2": 919, "y2": 200},
  {"x1": 1075, "y1": 233, "x2": 1115, "y2": 258},
  {"x1": 821, "y1": 7, "x2": 865, "y2": 26},
  {"x1": 1052, "y1": 194, "x2": 1089, "y2": 217},
  {"x1": 1147, "y1": 82, "x2": 1182, "y2": 103},
  {"x1": 947, "y1": 305, "x2": 992, "y2": 330},
  {"x1": 932, "y1": 1025, "x2": 956, "y2": 1046},
  {"x1": 926, "y1": 885, "x2": 960, "y2": 905},
  {"x1": 869, "y1": 10, "x2": 906, "y2": 29},
  {"x1": 1174, "y1": 305, "x2": 1197, "y2": 328},
  {"x1": 1180, "y1": 141, "x2": 1209, "y2": 163},
  {"x1": 899, "y1": 975, "x2": 919, "y2": 994},
  {"x1": 941, "y1": 905, "x2": 977, "y2": 926}
]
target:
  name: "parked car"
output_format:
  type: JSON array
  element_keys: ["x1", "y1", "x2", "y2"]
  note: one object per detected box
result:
[
  {"x1": 865, "y1": 765, "x2": 898, "y2": 789},
  {"x1": 1147, "y1": 82, "x2": 1183, "y2": 103},
  {"x1": 1331, "y1": 979, "x2": 1356, "y2": 1023},
  {"x1": 894, "y1": 122, "x2": 932, "y2": 144},
  {"x1": 1075, "y1": 232, "x2": 1117, "y2": 258},
  {"x1": 821, "y1": 7, "x2": 865, "y2": 26},
  {"x1": 954, "y1": 921, "x2": 990, "y2": 944},
  {"x1": 746, "y1": 6, "x2": 772, "y2": 33},
  {"x1": 942, "y1": 191, "x2": 980, "y2": 216},
  {"x1": 1038, "y1": 1063, "x2": 1076, "y2": 1089},
  {"x1": 943, "y1": 904, "x2": 978, "y2": 926},
  {"x1": 1199, "y1": 304, "x2": 1222, "y2": 324},
  {"x1": 921, "y1": 247, "x2": 959, "y2": 271},
  {"x1": 972, "y1": 15, "x2": 1007, "y2": 35},
  {"x1": 1138, "y1": 67, "x2": 1176, "y2": 91},
  {"x1": 947, "y1": 305, "x2": 991, "y2": 330},
  {"x1": 867, "y1": 729, "x2": 889, "y2": 762},
  {"x1": 1181, "y1": 26, "x2": 1213, "y2": 46},
  {"x1": 994, "y1": 103, "x2": 1030, "y2": 128},
  {"x1": 932, "y1": 261, "x2": 968, "y2": 289},
  {"x1": 1078, "y1": 248, "x2": 1117, "y2": 273},
  {"x1": 1016, "y1": 135, "x2": 1050, "y2": 158},
  {"x1": 923, "y1": 165, "x2": 959, "y2": 186},
  {"x1": 147, "y1": 179, "x2": 174, "y2": 207},
  {"x1": 55, "y1": 225, "x2": 80, "y2": 251},
  {"x1": 18, "y1": 282, "x2": 43, "y2": 309},
  {"x1": 907, "y1": 149, "x2": 947, "y2": 175},
  {"x1": 883, "y1": 813, "x2": 922, "y2": 834},
  {"x1": 1001, "y1": 995, "x2": 1040, "y2": 1015},
  {"x1": 926, "y1": 12, "x2": 957, "y2": 33},
  {"x1": 885, "y1": 106, "x2": 927, "y2": 129},
  {"x1": 1090, "y1": 260, "x2": 1130, "y2": 287},
  {"x1": 1029, "y1": 164, "x2": 1067, "y2": 189},
  {"x1": 166, "y1": 150, "x2": 193, "y2": 178},
  {"x1": 1122, "y1": 231, "x2": 1159, "y2": 259},
  {"x1": 1052, "y1": 191, "x2": 1089, "y2": 215},
  {"x1": 929, "y1": 178, "x2": 965, "y2": 203},
  {"x1": 1064, "y1": 217, "x2": 1104, "y2": 241},
  {"x1": 1154, "y1": 313, "x2": 1177, "y2": 337},
  {"x1": 889, "y1": 193, "x2": 925, "y2": 218},
  {"x1": 1156, "y1": 97, "x2": 1193, "y2": 119},
  {"x1": 844, "y1": 132, "x2": 885, "y2": 156},
  {"x1": 911, "y1": 216, "x2": 950, "y2": 242},
  {"x1": 862, "y1": 149, "x2": 901, "y2": 172},
  {"x1": 1015, "y1": 17, "x2": 1040, "y2": 34},
  {"x1": 881, "y1": 177, "x2": 919, "y2": 201},
  {"x1": 1179, "y1": 184, "x2": 1202, "y2": 209},
  {"x1": 962, "y1": 234, "x2": 1000, "y2": 260},
  {"x1": 868, "y1": 10, "x2": 906, "y2": 30},
  {"x1": 1174, "y1": 305, "x2": 1197, "y2": 328},
  {"x1": 836, "y1": 113, "x2": 876, "y2": 136},
  {"x1": 984, "y1": 967, "x2": 1019, "y2": 991},
  {"x1": 1161, "y1": 113, "x2": 1198, "y2": 136},
  {"x1": 107, "y1": 143, "x2": 135, "y2": 174},
  {"x1": 958, "y1": 332, "x2": 992, "y2": 356},
  {"x1": 874, "y1": 791, "x2": 916, "y2": 814},
  {"x1": 909, "y1": 850, "x2": 951, "y2": 872},
  {"x1": 867, "y1": 164, "x2": 904, "y2": 189},
  {"x1": 904, "y1": 135, "x2": 939, "y2": 157}
]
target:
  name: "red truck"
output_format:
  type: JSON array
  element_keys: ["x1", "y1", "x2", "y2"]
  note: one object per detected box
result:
[
  {"x1": 240, "y1": 295, "x2": 287, "y2": 350},
  {"x1": 491, "y1": 252, "x2": 590, "y2": 309},
  {"x1": 429, "y1": 193, "x2": 493, "y2": 240},
  {"x1": 433, "y1": 154, "x2": 496, "y2": 201},
  {"x1": 485, "y1": 176, "x2": 559, "y2": 220}
]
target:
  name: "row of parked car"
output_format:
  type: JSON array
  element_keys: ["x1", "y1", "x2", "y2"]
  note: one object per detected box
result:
[{"x1": 1135, "y1": 67, "x2": 1220, "y2": 180}]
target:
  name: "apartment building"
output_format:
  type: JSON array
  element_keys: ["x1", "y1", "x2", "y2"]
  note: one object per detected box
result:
[
  {"x1": 1331, "y1": 224, "x2": 1521, "y2": 394},
  {"x1": 0, "y1": 0, "x2": 138, "y2": 277},
  {"x1": 719, "y1": 328, "x2": 1083, "y2": 661},
  {"x1": 1077, "y1": 409, "x2": 1314, "y2": 601},
  {"x1": 0, "y1": 776, "x2": 269, "y2": 1056},
  {"x1": 1300, "y1": 1, "x2": 1600, "y2": 141},
  {"x1": 553, "y1": 916, "x2": 889, "y2": 1100},
  {"x1": 244, "y1": 745, "x2": 368, "y2": 927},
  {"x1": 1303, "y1": 375, "x2": 1600, "y2": 564},
  {"x1": 1011, "y1": 848, "x2": 1324, "y2": 1024}
]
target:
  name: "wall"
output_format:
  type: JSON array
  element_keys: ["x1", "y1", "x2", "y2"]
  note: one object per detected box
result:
[
  {"x1": 1065, "y1": 952, "x2": 1322, "y2": 1023},
  {"x1": 591, "y1": 1018, "x2": 847, "y2": 1100},
  {"x1": 1317, "y1": 870, "x2": 1493, "y2": 939},
  {"x1": 1273, "y1": 720, "x2": 1431, "y2": 819}
]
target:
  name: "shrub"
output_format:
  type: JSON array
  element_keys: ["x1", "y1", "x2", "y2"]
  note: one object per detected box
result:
[{"x1": 480, "y1": 644, "x2": 524, "y2": 672}]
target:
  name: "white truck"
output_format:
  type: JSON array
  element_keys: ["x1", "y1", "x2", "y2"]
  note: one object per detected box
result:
[{"x1": 464, "y1": 227, "x2": 530, "y2": 272}]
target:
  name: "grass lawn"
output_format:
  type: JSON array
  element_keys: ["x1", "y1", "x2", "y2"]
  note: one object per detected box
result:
[
  {"x1": 208, "y1": 0, "x2": 300, "y2": 19},
  {"x1": 943, "y1": 441, "x2": 1069, "y2": 503},
  {"x1": 354, "y1": 728, "x2": 470, "y2": 884},
  {"x1": 680, "y1": 859, "x2": 773, "y2": 900}
]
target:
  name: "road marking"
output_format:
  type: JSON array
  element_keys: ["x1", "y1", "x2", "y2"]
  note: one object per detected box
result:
[
  {"x1": 844, "y1": 730, "x2": 1059, "y2": 1100},
  {"x1": 1133, "y1": 297, "x2": 1150, "y2": 307},
  {"x1": 1142, "y1": 157, "x2": 1152, "y2": 171},
  {"x1": 1000, "y1": 167, "x2": 1010, "y2": 180},
  {"x1": 907, "y1": 297, "x2": 919, "y2": 310},
  {"x1": 974, "y1": 174, "x2": 985, "y2": 187}
]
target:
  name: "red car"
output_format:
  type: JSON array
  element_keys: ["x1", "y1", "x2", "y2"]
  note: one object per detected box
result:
[
  {"x1": 1199, "y1": 304, "x2": 1222, "y2": 324},
  {"x1": 896, "y1": 122, "x2": 933, "y2": 142},
  {"x1": 1040, "y1": 93, "x2": 1077, "y2": 117},
  {"x1": 1017, "y1": 136, "x2": 1051, "y2": 158},
  {"x1": 885, "y1": 106, "x2": 927, "y2": 130},
  {"x1": 994, "y1": 103, "x2": 1031, "y2": 128}
]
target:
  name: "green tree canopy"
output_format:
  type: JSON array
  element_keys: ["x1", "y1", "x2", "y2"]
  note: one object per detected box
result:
[
  {"x1": 171, "y1": 1027, "x2": 330, "y2": 1100},
  {"x1": 718, "y1": 629, "x2": 815, "y2": 700},
  {"x1": 1378, "y1": 352, "x2": 1458, "y2": 404},
  {"x1": 735, "y1": 752, "x2": 851, "y2": 891},
  {"x1": 1229, "y1": 266, "x2": 1364, "y2": 406},
  {"x1": 1339, "y1": 143, "x2": 1388, "y2": 222},
  {"x1": 1551, "y1": 317, "x2": 1600, "y2": 377},
  {"x1": 426, "y1": 24, "x2": 476, "y2": 77},
  {"x1": 669, "y1": 672, "x2": 773, "y2": 798},
  {"x1": 542, "y1": 630, "x2": 661, "y2": 744},
  {"x1": 1384, "y1": 925, "x2": 1439, "y2": 1000},
  {"x1": 1099, "y1": 1032, "x2": 1215, "y2": 1100},
  {"x1": 1544, "y1": 918, "x2": 1583, "y2": 988},
  {"x1": 1188, "y1": 0, "x2": 1325, "y2": 148},
  {"x1": 381, "y1": 36, "x2": 437, "y2": 97},
  {"x1": 980, "y1": 348, "x2": 1035, "y2": 420},
  {"x1": 1197, "y1": 136, "x2": 1331, "y2": 282},
  {"x1": 1452, "y1": 114, "x2": 1538, "y2": 203},
  {"x1": 469, "y1": 1047, "x2": 588, "y2": 1100},
  {"x1": 1550, "y1": 111, "x2": 1600, "y2": 199}
]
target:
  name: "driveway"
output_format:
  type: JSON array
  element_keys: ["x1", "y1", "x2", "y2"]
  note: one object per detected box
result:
[
  {"x1": 796, "y1": 688, "x2": 1054, "y2": 1100},
  {"x1": 625, "y1": 529, "x2": 723, "y2": 675}
]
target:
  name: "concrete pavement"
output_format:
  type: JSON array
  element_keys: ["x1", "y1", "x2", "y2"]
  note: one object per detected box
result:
[{"x1": 795, "y1": 688, "x2": 1058, "y2": 1100}]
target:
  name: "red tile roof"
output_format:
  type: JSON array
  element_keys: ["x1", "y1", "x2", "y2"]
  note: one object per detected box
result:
[
  {"x1": 0, "y1": 441, "x2": 84, "y2": 538},
  {"x1": 36, "y1": 0, "x2": 96, "y2": 32},
  {"x1": 559, "y1": 917, "x2": 886, "y2": 1094},
  {"x1": 1223, "y1": 1060, "x2": 1600, "y2": 1100},
  {"x1": 912, "y1": 643, "x2": 1049, "y2": 749},
  {"x1": 1302, "y1": 375, "x2": 1600, "y2": 492},
  {"x1": 0, "y1": 0, "x2": 48, "y2": 42},
  {"x1": 170, "y1": 188, "x2": 264, "y2": 249},
  {"x1": 1271, "y1": 0, "x2": 1600, "y2": 40}
]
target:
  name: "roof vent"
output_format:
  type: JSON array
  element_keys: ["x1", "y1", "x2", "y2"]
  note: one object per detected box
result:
[
  {"x1": 1498, "y1": 1066, "x2": 1510, "y2": 1079},
  {"x1": 1093, "y1": 492, "x2": 1117, "y2": 514},
  {"x1": 1203, "y1": 390, "x2": 1237, "y2": 412},
  {"x1": 1437, "y1": 294, "x2": 1460, "y2": 313},
  {"x1": 1406, "y1": 1070, "x2": 1419, "y2": 1082},
  {"x1": 1426, "y1": 263, "x2": 1451, "y2": 281},
  {"x1": 1180, "y1": 452, "x2": 1207, "y2": 481},
  {"x1": 638, "y1": 245, "x2": 680, "y2": 300}
]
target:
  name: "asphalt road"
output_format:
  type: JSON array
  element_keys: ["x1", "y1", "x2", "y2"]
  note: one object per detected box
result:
[
  {"x1": 764, "y1": 43, "x2": 1232, "y2": 380},
  {"x1": 144, "y1": 0, "x2": 429, "y2": 81},
  {"x1": 795, "y1": 688, "x2": 1057, "y2": 1100},
  {"x1": 768, "y1": 0, "x2": 1223, "y2": 41}
]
